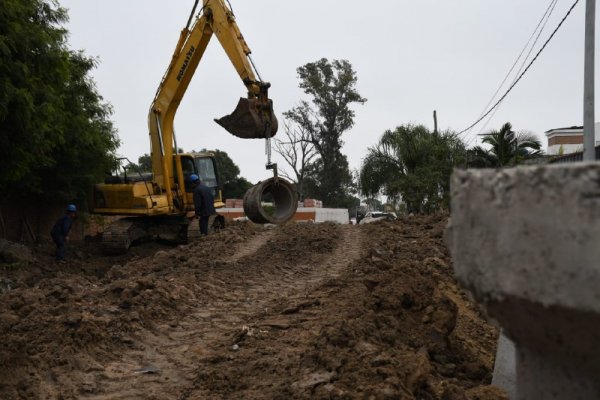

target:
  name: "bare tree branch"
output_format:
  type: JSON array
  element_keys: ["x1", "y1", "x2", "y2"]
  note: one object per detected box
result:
[{"x1": 273, "y1": 116, "x2": 317, "y2": 199}]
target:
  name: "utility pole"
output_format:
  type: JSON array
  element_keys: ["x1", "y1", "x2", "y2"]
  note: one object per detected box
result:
[
  {"x1": 584, "y1": 0, "x2": 596, "y2": 161},
  {"x1": 433, "y1": 110, "x2": 438, "y2": 134}
]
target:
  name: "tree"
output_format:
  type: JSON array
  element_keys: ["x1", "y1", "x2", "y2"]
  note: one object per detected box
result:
[
  {"x1": 273, "y1": 119, "x2": 318, "y2": 200},
  {"x1": 364, "y1": 198, "x2": 383, "y2": 212},
  {"x1": 360, "y1": 124, "x2": 467, "y2": 213},
  {"x1": 222, "y1": 177, "x2": 253, "y2": 199},
  {"x1": 468, "y1": 122, "x2": 542, "y2": 168},
  {"x1": 137, "y1": 154, "x2": 152, "y2": 172},
  {"x1": 204, "y1": 149, "x2": 252, "y2": 199},
  {"x1": 285, "y1": 58, "x2": 366, "y2": 207},
  {"x1": 122, "y1": 153, "x2": 151, "y2": 175},
  {"x1": 0, "y1": 0, "x2": 119, "y2": 202}
]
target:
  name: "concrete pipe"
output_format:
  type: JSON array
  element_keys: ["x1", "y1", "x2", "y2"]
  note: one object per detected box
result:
[{"x1": 243, "y1": 177, "x2": 298, "y2": 224}]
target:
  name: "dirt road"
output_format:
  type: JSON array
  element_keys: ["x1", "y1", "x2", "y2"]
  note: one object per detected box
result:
[{"x1": 0, "y1": 216, "x2": 504, "y2": 399}]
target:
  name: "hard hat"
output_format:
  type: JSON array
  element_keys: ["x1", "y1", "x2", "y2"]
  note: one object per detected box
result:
[
  {"x1": 67, "y1": 204, "x2": 77, "y2": 212},
  {"x1": 190, "y1": 174, "x2": 200, "y2": 183}
]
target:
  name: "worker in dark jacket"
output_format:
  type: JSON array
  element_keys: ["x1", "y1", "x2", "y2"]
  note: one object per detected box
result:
[
  {"x1": 51, "y1": 204, "x2": 77, "y2": 261},
  {"x1": 190, "y1": 174, "x2": 216, "y2": 235}
]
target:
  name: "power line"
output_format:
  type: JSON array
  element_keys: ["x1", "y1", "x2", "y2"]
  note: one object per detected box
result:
[
  {"x1": 466, "y1": 0, "x2": 559, "y2": 145},
  {"x1": 459, "y1": 0, "x2": 581, "y2": 136},
  {"x1": 472, "y1": 0, "x2": 559, "y2": 139},
  {"x1": 469, "y1": 0, "x2": 558, "y2": 137}
]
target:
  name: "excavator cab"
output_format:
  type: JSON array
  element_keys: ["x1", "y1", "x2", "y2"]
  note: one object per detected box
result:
[
  {"x1": 193, "y1": 154, "x2": 220, "y2": 199},
  {"x1": 175, "y1": 153, "x2": 222, "y2": 204}
]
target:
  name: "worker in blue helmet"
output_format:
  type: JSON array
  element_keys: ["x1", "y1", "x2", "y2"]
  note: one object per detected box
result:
[
  {"x1": 50, "y1": 204, "x2": 77, "y2": 262},
  {"x1": 189, "y1": 174, "x2": 216, "y2": 235}
]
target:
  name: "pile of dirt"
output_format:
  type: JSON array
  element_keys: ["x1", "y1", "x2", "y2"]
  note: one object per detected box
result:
[
  {"x1": 0, "y1": 222, "x2": 261, "y2": 398},
  {"x1": 187, "y1": 215, "x2": 502, "y2": 399},
  {"x1": 0, "y1": 239, "x2": 35, "y2": 265},
  {"x1": 0, "y1": 217, "x2": 503, "y2": 399}
]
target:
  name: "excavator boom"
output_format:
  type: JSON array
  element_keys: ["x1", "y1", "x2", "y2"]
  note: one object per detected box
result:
[
  {"x1": 91, "y1": 0, "x2": 294, "y2": 254},
  {"x1": 149, "y1": 0, "x2": 277, "y2": 193}
]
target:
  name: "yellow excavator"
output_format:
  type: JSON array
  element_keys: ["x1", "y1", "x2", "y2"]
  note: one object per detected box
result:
[{"x1": 91, "y1": 0, "x2": 295, "y2": 254}]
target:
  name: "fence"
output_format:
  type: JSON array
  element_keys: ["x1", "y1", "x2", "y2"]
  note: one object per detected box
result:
[{"x1": 549, "y1": 145, "x2": 600, "y2": 164}]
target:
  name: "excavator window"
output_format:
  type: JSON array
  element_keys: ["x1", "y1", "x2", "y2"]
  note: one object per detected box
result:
[
  {"x1": 179, "y1": 156, "x2": 197, "y2": 192},
  {"x1": 195, "y1": 157, "x2": 219, "y2": 191}
]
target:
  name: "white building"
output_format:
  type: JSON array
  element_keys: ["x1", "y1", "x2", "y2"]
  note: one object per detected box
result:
[{"x1": 545, "y1": 123, "x2": 600, "y2": 155}]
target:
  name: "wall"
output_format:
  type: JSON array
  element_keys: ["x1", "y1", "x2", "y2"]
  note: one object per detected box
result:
[
  {"x1": 314, "y1": 208, "x2": 350, "y2": 224},
  {"x1": 218, "y1": 208, "x2": 349, "y2": 224},
  {"x1": 547, "y1": 143, "x2": 583, "y2": 155}
]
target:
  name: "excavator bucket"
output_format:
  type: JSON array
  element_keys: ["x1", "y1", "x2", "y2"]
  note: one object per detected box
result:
[{"x1": 215, "y1": 98, "x2": 278, "y2": 139}]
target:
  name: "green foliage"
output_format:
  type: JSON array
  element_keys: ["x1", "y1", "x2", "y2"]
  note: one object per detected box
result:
[
  {"x1": 364, "y1": 198, "x2": 383, "y2": 212},
  {"x1": 300, "y1": 155, "x2": 356, "y2": 207},
  {"x1": 360, "y1": 124, "x2": 467, "y2": 213},
  {"x1": 223, "y1": 177, "x2": 253, "y2": 200},
  {"x1": 0, "y1": 0, "x2": 119, "y2": 202},
  {"x1": 137, "y1": 153, "x2": 152, "y2": 172},
  {"x1": 204, "y1": 149, "x2": 252, "y2": 199},
  {"x1": 468, "y1": 122, "x2": 542, "y2": 168},
  {"x1": 285, "y1": 58, "x2": 366, "y2": 207},
  {"x1": 210, "y1": 149, "x2": 239, "y2": 184},
  {"x1": 261, "y1": 204, "x2": 276, "y2": 218}
]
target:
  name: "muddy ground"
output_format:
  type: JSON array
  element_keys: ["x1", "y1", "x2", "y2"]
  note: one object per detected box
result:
[{"x1": 0, "y1": 215, "x2": 506, "y2": 399}]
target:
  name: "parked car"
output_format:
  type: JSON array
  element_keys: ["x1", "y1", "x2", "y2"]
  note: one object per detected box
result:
[{"x1": 358, "y1": 211, "x2": 397, "y2": 225}]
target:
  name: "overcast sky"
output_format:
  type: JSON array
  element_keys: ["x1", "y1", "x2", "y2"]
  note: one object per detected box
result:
[{"x1": 60, "y1": 0, "x2": 590, "y2": 183}]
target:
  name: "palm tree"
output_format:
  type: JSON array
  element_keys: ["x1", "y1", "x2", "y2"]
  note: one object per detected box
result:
[
  {"x1": 468, "y1": 122, "x2": 542, "y2": 167},
  {"x1": 360, "y1": 124, "x2": 466, "y2": 213}
]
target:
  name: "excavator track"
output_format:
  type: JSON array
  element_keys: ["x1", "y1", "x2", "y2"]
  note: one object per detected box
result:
[
  {"x1": 102, "y1": 215, "x2": 225, "y2": 255},
  {"x1": 102, "y1": 219, "x2": 147, "y2": 255},
  {"x1": 102, "y1": 220, "x2": 133, "y2": 255}
]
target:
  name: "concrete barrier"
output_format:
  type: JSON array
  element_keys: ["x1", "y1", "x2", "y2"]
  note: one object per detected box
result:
[
  {"x1": 218, "y1": 207, "x2": 349, "y2": 224},
  {"x1": 492, "y1": 331, "x2": 516, "y2": 399},
  {"x1": 448, "y1": 163, "x2": 600, "y2": 400}
]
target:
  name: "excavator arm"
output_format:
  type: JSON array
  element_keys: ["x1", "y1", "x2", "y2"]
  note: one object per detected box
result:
[
  {"x1": 148, "y1": 0, "x2": 278, "y2": 198},
  {"x1": 91, "y1": 0, "x2": 294, "y2": 254}
]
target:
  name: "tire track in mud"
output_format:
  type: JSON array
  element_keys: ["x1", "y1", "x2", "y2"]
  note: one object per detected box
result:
[
  {"x1": 83, "y1": 224, "x2": 362, "y2": 400},
  {"x1": 222, "y1": 228, "x2": 277, "y2": 263}
]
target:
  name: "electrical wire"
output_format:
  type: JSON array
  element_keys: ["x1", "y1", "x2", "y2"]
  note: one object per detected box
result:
[
  {"x1": 513, "y1": 1, "x2": 560, "y2": 87},
  {"x1": 471, "y1": 0, "x2": 559, "y2": 142},
  {"x1": 472, "y1": 0, "x2": 558, "y2": 136},
  {"x1": 458, "y1": 0, "x2": 580, "y2": 136}
]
